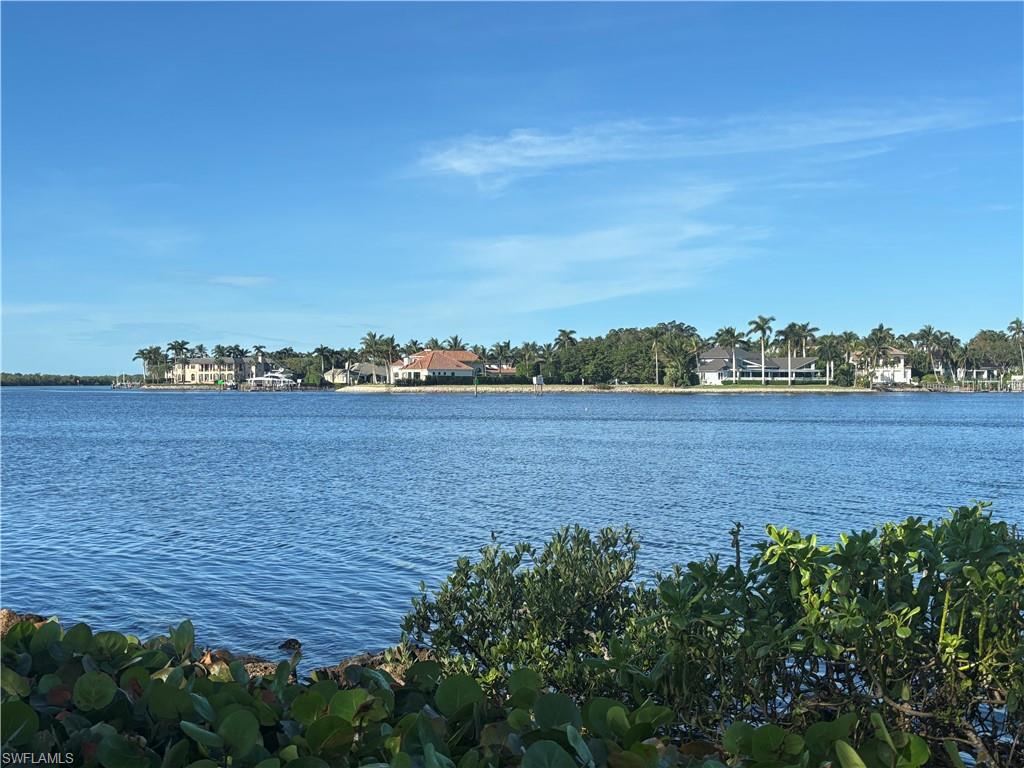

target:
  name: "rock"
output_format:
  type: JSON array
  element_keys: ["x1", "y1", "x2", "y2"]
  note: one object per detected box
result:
[
  {"x1": 0, "y1": 608, "x2": 48, "y2": 638},
  {"x1": 311, "y1": 644, "x2": 433, "y2": 686},
  {"x1": 278, "y1": 638, "x2": 302, "y2": 651}
]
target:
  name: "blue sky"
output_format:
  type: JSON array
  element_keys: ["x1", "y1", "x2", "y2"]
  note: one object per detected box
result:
[{"x1": 2, "y1": 2, "x2": 1022, "y2": 373}]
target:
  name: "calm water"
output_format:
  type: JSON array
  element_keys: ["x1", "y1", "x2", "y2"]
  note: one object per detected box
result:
[{"x1": 2, "y1": 387, "x2": 1022, "y2": 668}]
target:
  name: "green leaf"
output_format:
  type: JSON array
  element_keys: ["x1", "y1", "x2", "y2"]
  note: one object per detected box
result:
[
  {"x1": 582, "y1": 698, "x2": 619, "y2": 738},
  {"x1": 904, "y1": 734, "x2": 930, "y2": 767},
  {"x1": 254, "y1": 760, "x2": 282, "y2": 768},
  {"x1": 29, "y1": 621, "x2": 63, "y2": 655},
  {"x1": 750, "y1": 724, "x2": 787, "y2": 761},
  {"x1": 0, "y1": 700, "x2": 39, "y2": 747},
  {"x1": 290, "y1": 691, "x2": 326, "y2": 726},
  {"x1": 217, "y1": 709, "x2": 260, "y2": 757},
  {"x1": 189, "y1": 693, "x2": 216, "y2": 724},
  {"x1": 148, "y1": 680, "x2": 183, "y2": 720},
  {"x1": 98, "y1": 734, "x2": 150, "y2": 768},
  {"x1": 329, "y1": 688, "x2": 369, "y2": 723},
  {"x1": 522, "y1": 741, "x2": 577, "y2": 768},
  {"x1": 305, "y1": 715, "x2": 353, "y2": 756},
  {"x1": 63, "y1": 623, "x2": 94, "y2": 653},
  {"x1": 229, "y1": 660, "x2": 250, "y2": 685},
  {"x1": 73, "y1": 671, "x2": 117, "y2": 711},
  {"x1": 92, "y1": 631, "x2": 129, "y2": 659},
  {"x1": 943, "y1": 740, "x2": 967, "y2": 768},
  {"x1": 180, "y1": 720, "x2": 224, "y2": 749},
  {"x1": 507, "y1": 708, "x2": 533, "y2": 731},
  {"x1": 723, "y1": 722, "x2": 754, "y2": 755},
  {"x1": 508, "y1": 668, "x2": 543, "y2": 694},
  {"x1": 1, "y1": 666, "x2": 30, "y2": 697},
  {"x1": 172, "y1": 620, "x2": 195, "y2": 659},
  {"x1": 534, "y1": 692, "x2": 582, "y2": 730},
  {"x1": 896, "y1": 626, "x2": 912, "y2": 639},
  {"x1": 434, "y1": 674, "x2": 483, "y2": 718},
  {"x1": 835, "y1": 741, "x2": 868, "y2": 768},
  {"x1": 566, "y1": 725, "x2": 594, "y2": 767},
  {"x1": 161, "y1": 738, "x2": 191, "y2": 768},
  {"x1": 285, "y1": 760, "x2": 329, "y2": 768},
  {"x1": 406, "y1": 661, "x2": 442, "y2": 688},
  {"x1": 424, "y1": 744, "x2": 456, "y2": 768},
  {"x1": 606, "y1": 706, "x2": 630, "y2": 738},
  {"x1": 962, "y1": 565, "x2": 982, "y2": 585}
]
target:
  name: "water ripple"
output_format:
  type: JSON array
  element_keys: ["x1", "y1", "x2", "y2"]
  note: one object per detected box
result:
[{"x1": 2, "y1": 388, "x2": 1022, "y2": 667}]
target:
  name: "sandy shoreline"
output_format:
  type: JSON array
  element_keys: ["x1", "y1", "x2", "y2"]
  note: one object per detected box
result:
[{"x1": 336, "y1": 384, "x2": 880, "y2": 395}]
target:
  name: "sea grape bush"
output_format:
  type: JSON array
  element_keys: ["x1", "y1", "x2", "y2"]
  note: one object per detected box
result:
[
  {"x1": 404, "y1": 504, "x2": 1023, "y2": 766},
  {"x1": 0, "y1": 615, "x2": 937, "y2": 768}
]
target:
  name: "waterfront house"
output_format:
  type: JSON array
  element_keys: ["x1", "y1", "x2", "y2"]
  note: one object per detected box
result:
[
  {"x1": 392, "y1": 349, "x2": 484, "y2": 382},
  {"x1": 853, "y1": 346, "x2": 913, "y2": 385},
  {"x1": 698, "y1": 346, "x2": 821, "y2": 385},
  {"x1": 167, "y1": 355, "x2": 271, "y2": 385},
  {"x1": 324, "y1": 363, "x2": 390, "y2": 385}
]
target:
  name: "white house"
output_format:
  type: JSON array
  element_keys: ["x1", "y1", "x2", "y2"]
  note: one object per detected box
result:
[
  {"x1": 392, "y1": 349, "x2": 484, "y2": 382},
  {"x1": 853, "y1": 346, "x2": 913, "y2": 385},
  {"x1": 698, "y1": 347, "x2": 821, "y2": 385}
]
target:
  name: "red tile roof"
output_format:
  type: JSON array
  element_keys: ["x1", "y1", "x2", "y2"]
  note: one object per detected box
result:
[{"x1": 399, "y1": 349, "x2": 474, "y2": 371}]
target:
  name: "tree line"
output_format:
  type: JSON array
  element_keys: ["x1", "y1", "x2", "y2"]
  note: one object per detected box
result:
[{"x1": 127, "y1": 317, "x2": 1024, "y2": 387}]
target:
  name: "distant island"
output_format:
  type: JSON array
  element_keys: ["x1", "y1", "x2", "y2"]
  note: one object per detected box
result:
[{"x1": 0, "y1": 373, "x2": 121, "y2": 387}]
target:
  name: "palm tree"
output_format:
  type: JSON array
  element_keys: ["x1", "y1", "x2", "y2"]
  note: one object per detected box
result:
[
  {"x1": 312, "y1": 345, "x2": 332, "y2": 376},
  {"x1": 166, "y1": 340, "x2": 190, "y2": 383},
  {"x1": 862, "y1": 324, "x2": 894, "y2": 382},
  {"x1": 1008, "y1": 318, "x2": 1024, "y2": 374},
  {"x1": 425, "y1": 337, "x2": 442, "y2": 350},
  {"x1": 400, "y1": 339, "x2": 421, "y2": 357},
  {"x1": 816, "y1": 335, "x2": 843, "y2": 386},
  {"x1": 381, "y1": 335, "x2": 399, "y2": 383},
  {"x1": 519, "y1": 341, "x2": 541, "y2": 363},
  {"x1": 915, "y1": 325, "x2": 941, "y2": 378},
  {"x1": 684, "y1": 335, "x2": 705, "y2": 386},
  {"x1": 445, "y1": 335, "x2": 465, "y2": 351},
  {"x1": 488, "y1": 340, "x2": 512, "y2": 373},
  {"x1": 191, "y1": 344, "x2": 208, "y2": 358},
  {"x1": 747, "y1": 316, "x2": 775, "y2": 386},
  {"x1": 775, "y1": 323, "x2": 800, "y2": 385},
  {"x1": 650, "y1": 329, "x2": 663, "y2": 386},
  {"x1": 554, "y1": 329, "x2": 577, "y2": 351},
  {"x1": 839, "y1": 331, "x2": 860, "y2": 364},
  {"x1": 795, "y1": 323, "x2": 819, "y2": 357},
  {"x1": 713, "y1": 327, "x2": 748, "y2": 384},
  {"x1": 359, "y1": 332, "x2": 381, "y2": 382},
  {"x1": 133, "y1": 348, "x2": 150, "y2": 382}
]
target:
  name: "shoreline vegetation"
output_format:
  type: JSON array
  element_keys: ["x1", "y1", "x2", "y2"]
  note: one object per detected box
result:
[
  {"x1": 2, "y1": 504, "x2": 1019, "y2": 767},
  {"x1": 8, "y1": 317, "x2": 1022, "y2": 390}
]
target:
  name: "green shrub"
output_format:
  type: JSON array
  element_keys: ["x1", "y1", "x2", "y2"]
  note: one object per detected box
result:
[
  {"x1": 602, "y1": 504, "x2": 1022, "y2": 765},
  {"x1": 402, "y1": 526, "x2": 658, "y2": 698},
  {"x1": 0, "y1": 615, "x2": 940, "y2": 768}
]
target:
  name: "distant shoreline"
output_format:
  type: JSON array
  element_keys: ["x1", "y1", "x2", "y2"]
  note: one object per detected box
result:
[{"x1": 337, "y1": 384, "x2": 882, "y2": 394}]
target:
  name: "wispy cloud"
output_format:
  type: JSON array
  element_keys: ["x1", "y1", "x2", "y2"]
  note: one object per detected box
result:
[
  {"x1": 420, "y1": 106, "x2": 1002, "y2": 187},
  {"x1": 422, "y1": 189, "x2": 764, "y2": 313},
  {"x1": 208, "y1": 275, "x2": 273, "y2": 288},
  {"x1": 74, "y1": 225, "x2": 199, "y2": 255},
  {"x1": 1, "y1": 302, "x2": 73, "y2": 317}
]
